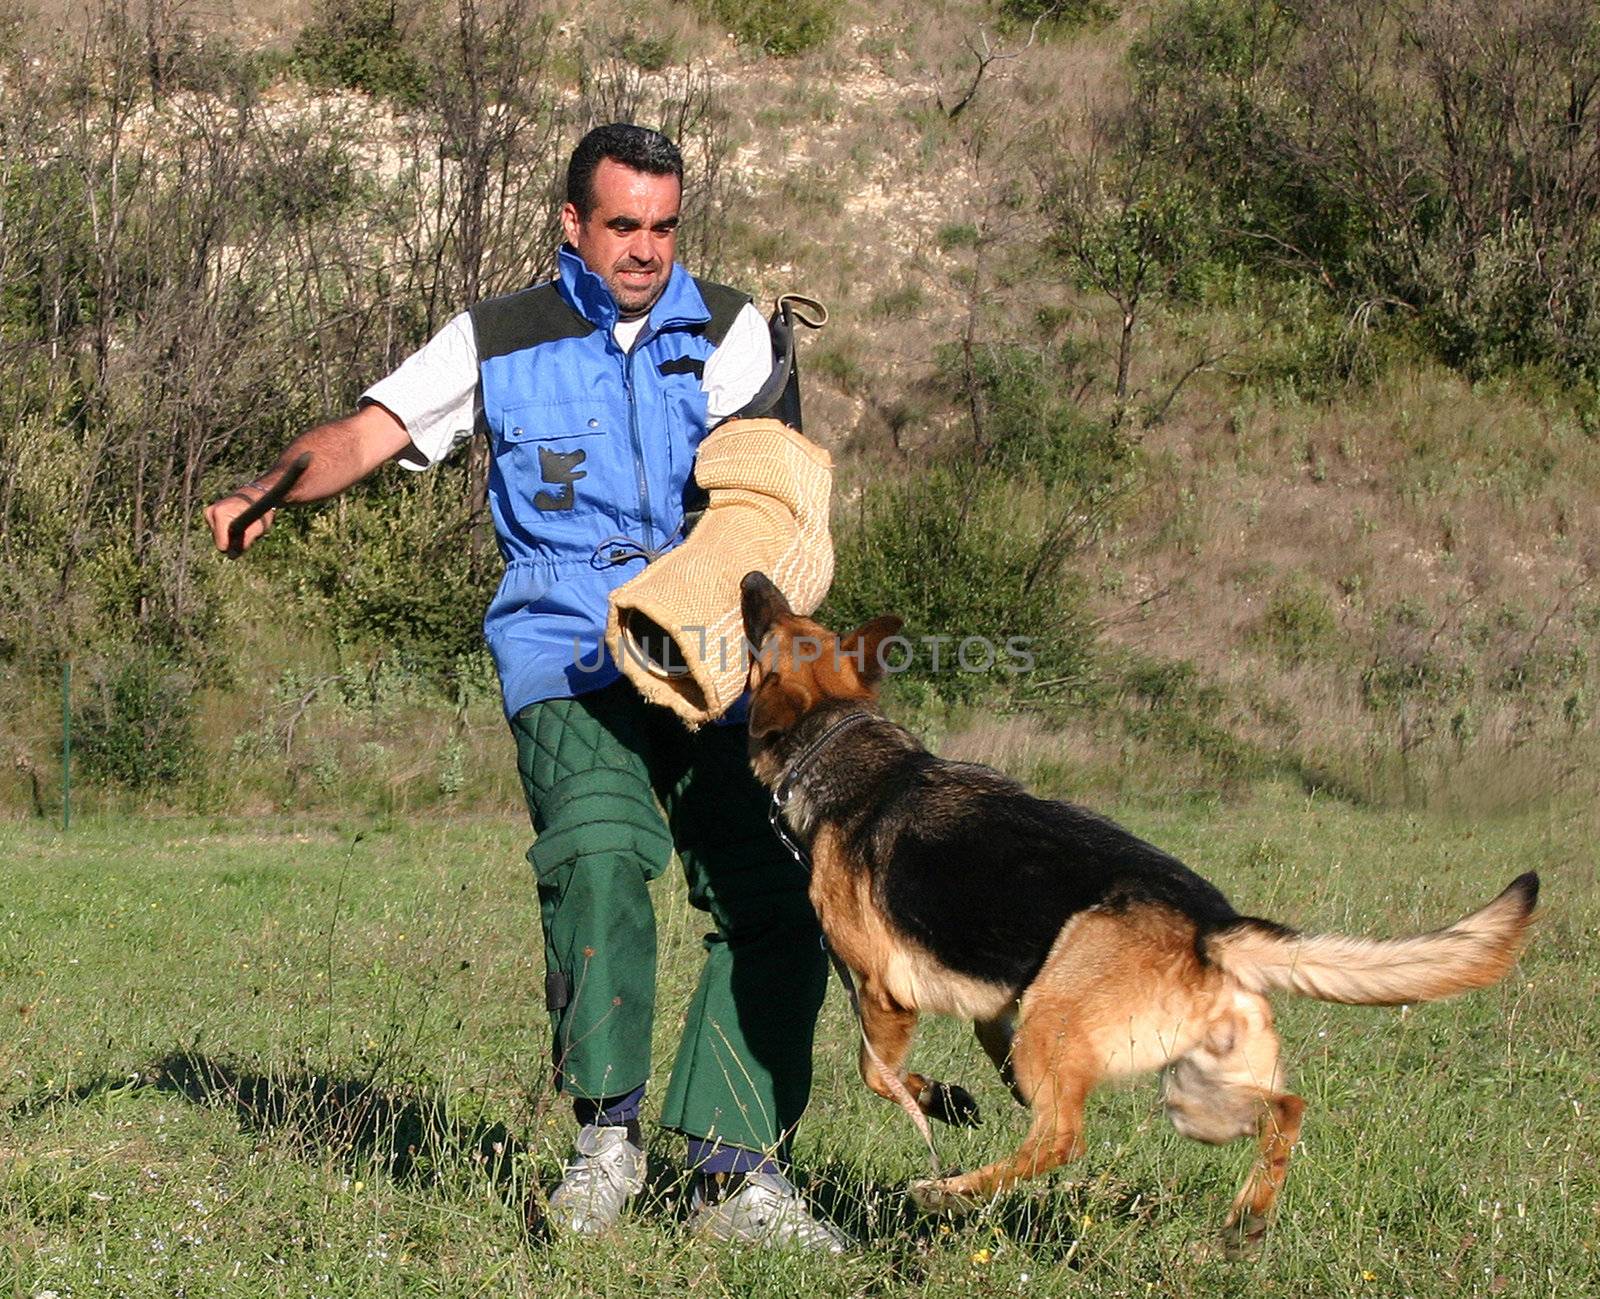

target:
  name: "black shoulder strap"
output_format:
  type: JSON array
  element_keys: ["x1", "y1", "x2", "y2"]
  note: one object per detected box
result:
[
  {"x1": 693, "y1": 278, "x2": 752, "y2": 348},
  {"x1": 469, "y1": 282, "x2": 594, "y2": 362}
]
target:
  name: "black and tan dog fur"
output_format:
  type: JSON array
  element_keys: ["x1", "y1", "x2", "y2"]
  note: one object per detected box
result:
[{"x1": 739, "y1": 572, "x2": 1539, "y2": 1251}]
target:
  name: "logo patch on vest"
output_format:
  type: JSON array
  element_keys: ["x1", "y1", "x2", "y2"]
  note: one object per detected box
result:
[
  {"x1": 534, "y1": 446, "x2": 587, "y2": 512},
  {"x1": 657, "y1": 355, "x2": 705, "y2": 379}
]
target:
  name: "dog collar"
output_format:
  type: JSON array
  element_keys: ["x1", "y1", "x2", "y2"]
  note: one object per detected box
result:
[{"x1": 768, "y1": 709, "x2": 876, "y2": 868}]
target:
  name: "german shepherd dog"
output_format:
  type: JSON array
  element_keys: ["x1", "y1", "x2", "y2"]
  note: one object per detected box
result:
[{"x1": 738, "y1": 572, "x2": 1539, "y2": 1251}]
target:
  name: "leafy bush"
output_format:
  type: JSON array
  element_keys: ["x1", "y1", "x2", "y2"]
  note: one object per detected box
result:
[
  {"x1": 74, "y1": 655, "x2": 197, "y2": 791},
  {"x1": 824, "y1": 340, "x2": 1133, "y2": 705},
  {"x1": 1126, "y1": 0, "x2": 1600, "y2": 387},
  {"x1": 1419, "y1": 218, "x2": 1600, "y2": 383},
  {"x1": 613, "y1": 29, "x2": 674, "y2": 71},
  {"x1": 1114, "y1": 652, "x2": 1261, "y2": 778},
  {"x1": 825, "y1": 468, "x2": 1097, "y2": 705},
  {"x1": 243, "y1": 134, "x2": 366, "y2": 225},
  {"x1": 1003, "y1": 0, "x2": 1116, "y2": 26},
  {"x1": 951, "y1": 343, "x2": 1131, "y2": 490},
  {"x1": 695, "y1": 0, "x2": 839, "y2": 57},
  {"x1": 293, "y1": 0, "x2": 427, "y2": 104},
  {"x1": 1259, "y1": 577, "x2": 1338, "y2": 667},
  {"x1": 163, "y1": 31, "x2": 287, "y2": 97},
  {"x1": 1361, "y1": 601, "x2": 1473, "y2": 721},
  {"x1": 288, "y1": 473, "x2": 491, "y2": 678}
]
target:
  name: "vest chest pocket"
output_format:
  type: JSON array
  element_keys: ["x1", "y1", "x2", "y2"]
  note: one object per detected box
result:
[
  {"x1": 495, "y1": 403, "x2": 610, "y2": 515},
  {"x1": 653, "y1": 361, "x2": 711, "y2": 485}
]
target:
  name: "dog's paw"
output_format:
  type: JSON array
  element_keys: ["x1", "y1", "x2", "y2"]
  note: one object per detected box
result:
[
  {"x1": 1212, "y1": 1213, "x2": 1269, "y2": 1261},
  {"x1": 908, "y1": 1177, "x2": 980, "y2": 1217},
  {"x1": 920, "y1": 1080, "x2": 982, "y2": 1128}
]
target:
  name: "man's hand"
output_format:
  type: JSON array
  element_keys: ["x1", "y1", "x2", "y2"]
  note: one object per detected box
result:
[{"x1": 205, "y1": 482, "x2": 277, "y2": 555}]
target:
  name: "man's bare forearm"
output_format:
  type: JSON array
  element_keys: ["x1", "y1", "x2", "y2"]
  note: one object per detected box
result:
[
  {"x1": 250, "y1": 403, "x2": 414, "y2": 502},
  {"x1": 205, "y1": 401, "x2": 414, "y2": 555}
]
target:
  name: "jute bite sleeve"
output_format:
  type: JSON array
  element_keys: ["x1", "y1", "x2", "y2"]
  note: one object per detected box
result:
[{"x1": 605, "y1": 417, "x2": 833, "y2": 727}]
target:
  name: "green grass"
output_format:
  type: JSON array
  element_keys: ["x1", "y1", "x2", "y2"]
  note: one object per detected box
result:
[{"x1": 3, "y1": 786, "x2": 1597, "y2": 1296}]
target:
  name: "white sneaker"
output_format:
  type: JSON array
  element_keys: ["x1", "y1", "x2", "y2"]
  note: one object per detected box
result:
[
  {"x1": 545, "y1": 1124, "x2": 646, "y2": 1236},
  {"x1": 686, "y1": 1170, "x2": 850, "y2": 1253}
]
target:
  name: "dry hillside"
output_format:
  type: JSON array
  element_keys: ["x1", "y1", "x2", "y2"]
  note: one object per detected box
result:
[{"x1": 3, "y1": 0, "x2": 1598, "y2": 816}]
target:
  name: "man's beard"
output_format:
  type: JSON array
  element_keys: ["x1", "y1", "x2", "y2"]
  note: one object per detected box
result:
[{"x1": 608, "y1": 263, "x2": 667, "y2": 319}]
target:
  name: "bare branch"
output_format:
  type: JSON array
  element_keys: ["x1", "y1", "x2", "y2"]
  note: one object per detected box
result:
[{"x1": 938, "y1": 16, "x2": 1047, "y2": 122}]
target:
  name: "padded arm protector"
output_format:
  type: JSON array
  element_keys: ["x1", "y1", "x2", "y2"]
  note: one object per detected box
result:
[{"x1": 605, "y1": 418, "x2": 834, "y2": 727}]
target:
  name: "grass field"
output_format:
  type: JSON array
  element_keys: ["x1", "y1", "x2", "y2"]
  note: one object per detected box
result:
[{"x1": 3, "y1": 784, "x2": 1597, "y2": 1297}]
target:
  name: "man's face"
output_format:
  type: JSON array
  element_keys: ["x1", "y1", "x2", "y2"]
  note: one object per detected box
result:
[{"x1": 561, "y1": 158, "x2": 681, "y2": 319}]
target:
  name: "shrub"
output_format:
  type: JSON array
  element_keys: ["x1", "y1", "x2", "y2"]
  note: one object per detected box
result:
[
  {"x1": 1259, "y1": 577, "x2": 1338, "y2": 667},
  {"x1": 694, "y1": 0, "x2": 839, "y2": 57},
  {"x1": 1361, "y1": 602, "x2": 1473, "y2": 719},
  {"x1": 289, "y1": 478, "x2": 490, "y2": 678},
  {"x1": 1113, "y1": 652, "x2": 1262, "y2": 779},
  {"x1": 1003, "y1": 0, "x2": 1116, "y2": 26},
  {"x1": 825, "y1": 467, "x2": 1097, "y2": 704},
  {"x1": 936, "y1": 223, "x2": 980, "y2": 251},
  {"x1": 1126, "y1": 0, "x2": 1600, "y2": 387},
  {"x1": 243, "y1": 134, "x2": 366, "y2": 226},
  {"x1": 614, "y1": 29, "x2": 674, "y2": 71},
  {"x1": 1247, "y1": 282, "x2": 1396, "y2": 399},
  {"x1": 824, "y1": 340, "x2": 1133, "y2": 706},
  {"x1": 949, "y1": 343, "x2": 1130, "y2": 490},
  {"x1": 293, "y1": 0, "x2": 427, "y2": 104},
  {"x1": 74, "y1": 654, "x2": 197, "y2": 791}
]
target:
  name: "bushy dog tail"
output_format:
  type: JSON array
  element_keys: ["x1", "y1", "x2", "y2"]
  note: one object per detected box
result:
[{"x1": 1207, "y1": 873, "x2": 1539, "y2": 1005}]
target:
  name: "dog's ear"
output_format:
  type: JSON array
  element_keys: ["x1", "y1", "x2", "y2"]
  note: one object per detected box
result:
[
  {"x1": 748, "y1": 678, "x2": 808, "y2": 745},
  {"x1": 741, "y1": 571, "x2": 792, "y2": 650},
  {"x1": 839, "y1": 615, "x2": 904, "y2": 688}
]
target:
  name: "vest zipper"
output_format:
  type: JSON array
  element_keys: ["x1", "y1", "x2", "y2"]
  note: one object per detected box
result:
[{"x1": 622, "y1": 337, "x2": 655, "y2": 549}]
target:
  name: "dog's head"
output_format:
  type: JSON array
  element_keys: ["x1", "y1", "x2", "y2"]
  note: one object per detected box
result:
[{"x1": 739, "y1": 571, "x2": 902, "y2": 781}]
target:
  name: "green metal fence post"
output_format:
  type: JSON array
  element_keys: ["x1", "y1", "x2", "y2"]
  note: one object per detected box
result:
[{"x1": 62, "y1": 659, "x2": 71, "y2": 831}]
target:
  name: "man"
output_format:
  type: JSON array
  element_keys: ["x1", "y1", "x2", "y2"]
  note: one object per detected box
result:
[{"x1": 205, "y1": 124, "x2": 839, "y2": 1250}]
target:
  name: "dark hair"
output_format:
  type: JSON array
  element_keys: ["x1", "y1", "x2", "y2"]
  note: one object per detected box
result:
[{"x1": 566, "y1": 124, "x2": 683, "y2": 218}]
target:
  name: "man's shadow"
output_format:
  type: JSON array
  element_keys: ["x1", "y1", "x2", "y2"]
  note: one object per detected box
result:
[
  {"x1": 10, "y1": 1051, "x2": 691, "y2": 1240},
  {"x1": 9, "y1": 1054, "x2": 1156, "y2": 1253},
  {"x1": 142, "y1": 1051, "x2": 524, "y2": 1184}
]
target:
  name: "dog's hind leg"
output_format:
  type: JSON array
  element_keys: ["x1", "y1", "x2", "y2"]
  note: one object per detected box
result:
[
  {"x1": 1220, "y1": 1091, "x2": 1305, "y2": 1256},
  {"x1": 1162, "y1": 993, "x2": 1304, "y2": 1256}
]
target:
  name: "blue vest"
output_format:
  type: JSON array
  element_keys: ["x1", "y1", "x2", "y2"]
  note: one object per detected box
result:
[{"x1": 472, "y1": 245, "x2": 751, "y2": 718}]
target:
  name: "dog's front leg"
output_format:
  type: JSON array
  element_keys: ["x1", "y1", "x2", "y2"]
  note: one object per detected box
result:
[
  {"x1": 974, "y1": 1010, "x2": 1024, "y2": 1105},
  {"x1": 858, "y1": 990, "x2": 980, "y2": 1127},
  {"x1": 910, "y1": 1025, "x2": 1094, "y2": 1215},
  {"x1": 856, "y1": 989, "x2": 918, "y2": 1102}
]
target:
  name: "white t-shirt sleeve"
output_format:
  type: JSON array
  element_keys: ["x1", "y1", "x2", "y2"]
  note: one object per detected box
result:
[
  {"x1": 703, "y1": 302, "x2": 774, "y2": 422},
  {"x1": 361, "y1": 298, "x2": 770, "y2": 466},
  {"x1": 360, "y1": 311, "x2": 480, "y2": 470}
]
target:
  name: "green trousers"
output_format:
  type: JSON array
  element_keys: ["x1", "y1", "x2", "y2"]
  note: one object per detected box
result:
[{"x1": 511, "y1": 681, "x2": 827, "y2": 1156}]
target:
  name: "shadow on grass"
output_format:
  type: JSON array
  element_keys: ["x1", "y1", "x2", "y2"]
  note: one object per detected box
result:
[
  {"x1": 8, "y1": 1055, "x2": 522, "y2": 1188},
  {"x1": 803, "y1": 1158, "x2": 1162, "y2": 1264},
  {"x1": 144, "y1": 1052, "x2": 526, "y2": 1184},
  {"x1": 7, "y1": 1061, "x2": 1165, "y2": 1256},
  {"x1": 6, "y1": 1052, "x2": 691, "y2": 1242}
]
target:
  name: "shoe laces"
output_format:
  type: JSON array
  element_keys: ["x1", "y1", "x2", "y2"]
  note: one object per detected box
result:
[
  {"x1": 733, "y1": 1171, "x2": 849, "y2": 1251},
  {"x1": 557, "y1": 1126, "x2": 641, "y2": 1199}
]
